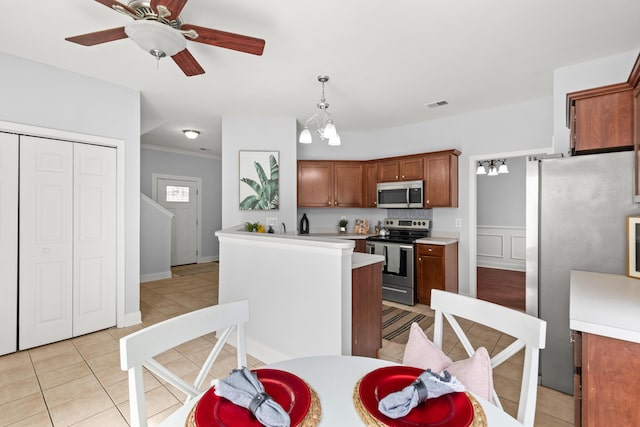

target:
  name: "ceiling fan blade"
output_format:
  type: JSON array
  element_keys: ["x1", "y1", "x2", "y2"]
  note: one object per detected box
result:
[
  {"x1": 95, "y1": 0, "x2": 137, "y2": 16},
  {"x1": 151, "y1": 0, "x2": 189, "y2": 18},
  {"x1": 180, "y1": 24, "x2": 265, "y2": 56},
  {"x1": 172, "y1": 49, "x2": 205, "y2": 76},
  {"x1": 65, "y1": 27, "x2": 128, "y2": 46}
]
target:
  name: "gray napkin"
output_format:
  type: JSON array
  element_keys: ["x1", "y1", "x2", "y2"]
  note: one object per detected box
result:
[
  {"x1": 213, "y1": 367, "x2": 291, "y2": 427},
  {"x1": 378, "y1": 369, "x2": 466, "y2": 419}
]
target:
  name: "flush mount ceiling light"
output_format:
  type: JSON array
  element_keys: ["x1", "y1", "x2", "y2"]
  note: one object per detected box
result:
[
  {"x1": 476, "y1": 159, "x2": 509, "y2": 176},
  {"x1": 299, "y1": 75, "x2": 341, "y2": 146},
  {"x1": 182, "y1": 129, "x2": 200, "y2": 139}
]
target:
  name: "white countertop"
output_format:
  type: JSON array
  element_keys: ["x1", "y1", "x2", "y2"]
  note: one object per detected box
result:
[
  {"x1": 415, "y1": 237, "x2": 459, "y2": 245},
  {"x1": 307, "y1": 232, "x2": 372, "y2": 240},
  {"x1": 570, "y1": 270, "x2": 640, "y2": 343},
  {"x1": 352, "y1": 252, "x2": 384, "y2": 269}
]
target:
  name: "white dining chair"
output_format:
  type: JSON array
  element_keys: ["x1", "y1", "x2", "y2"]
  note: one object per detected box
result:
[
  {"x1": 119, "y1": 299, "x2": 249, "y2": 427},
  {"x1": 430, "y1": 289, "x2": 546, "y2": 427}
]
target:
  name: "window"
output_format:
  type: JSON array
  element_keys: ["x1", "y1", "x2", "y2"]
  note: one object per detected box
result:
[{"x1": 166, "y1": 186, "x2": 189, "y2": 202}]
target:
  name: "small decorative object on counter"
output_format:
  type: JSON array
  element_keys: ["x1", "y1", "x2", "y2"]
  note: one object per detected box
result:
[
  {"x1": 267, "y1": 225, "x2": 274, "y2": 233},
  {"x1": 339, "y1": 217, "x2": 349, "y2": 233},
  {"x1": 299, "y1": 213, "x2": 309, "y2": 234},
  {"x1": 244, "y1": 222, "x2": 266, "y2": 233},
  {"x1": 354, "y1": 219, "x2": 369, "y2": 234}
]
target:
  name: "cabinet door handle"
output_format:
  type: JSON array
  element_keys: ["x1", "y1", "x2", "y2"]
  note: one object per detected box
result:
[{"x1": 428, "y1": 248, "x2": 432, "y2": 252}]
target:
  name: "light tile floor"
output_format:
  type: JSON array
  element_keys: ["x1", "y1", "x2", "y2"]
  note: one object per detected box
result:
[{"x1": 0, "y1": 263, "x2": 573, "y2": 426}]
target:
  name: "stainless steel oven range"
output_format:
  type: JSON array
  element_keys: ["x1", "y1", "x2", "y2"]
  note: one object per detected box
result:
[{"x1": 365, "y1": 218, "x2": 430, "y2": 306}]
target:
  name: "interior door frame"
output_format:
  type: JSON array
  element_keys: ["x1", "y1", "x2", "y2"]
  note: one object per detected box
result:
[
  {"x1": 152, "y1": 173, "x2": 202, "y2": 264},
  {"x1": 0, "y1": 120, "x2": 127, "y2": 328},
  {"x1": 467, "y1": 147, "x2": 551, "y2": 300}
]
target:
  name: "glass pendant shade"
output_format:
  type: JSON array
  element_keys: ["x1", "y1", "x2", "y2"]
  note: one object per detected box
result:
[
  {"x1": 328, "y1": 134, "x2": 341, "y2": 146},
  {"x1": 498, "y1": 163, "x2": 509, "y2": 174},
  {"x1": 488, "y1": 165, "x2": 498, "y2": 176},
  {"x1": 476, "y1": 164, "x2": 486, "y2": 175},
  {"x1": 299, "y1": 128, "x2": 312, "y2": 144},
  {"x1": 323, "y1": 122, "x2": 337, "y2": 139}
]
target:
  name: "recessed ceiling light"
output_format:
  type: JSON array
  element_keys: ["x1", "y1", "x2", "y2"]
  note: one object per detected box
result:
[{"x1": 425, "y1": 100, "x2": 449, "y2": 108}]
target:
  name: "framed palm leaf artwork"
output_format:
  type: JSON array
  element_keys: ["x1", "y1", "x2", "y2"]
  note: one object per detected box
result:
[{"x1": 239, "y1": 150, "x2": 279, "y2": 210}]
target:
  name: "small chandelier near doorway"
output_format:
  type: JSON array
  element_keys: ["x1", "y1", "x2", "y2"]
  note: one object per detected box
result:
[
  {"x1": 299, "y1": 75, "x2": 341, "y2": 146},
  {"x1": 476, "y1": 159, "x2": 509, "y2": 176}
]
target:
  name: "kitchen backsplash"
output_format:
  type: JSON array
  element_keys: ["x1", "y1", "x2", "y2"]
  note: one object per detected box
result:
[{"x1": 296, "y1": 208, "x2": 434, "y2": 234}]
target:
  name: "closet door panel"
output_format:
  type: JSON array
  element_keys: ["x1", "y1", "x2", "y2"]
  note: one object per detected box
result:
[
  {"x1": 0, "y1": 133, "x2": 18, "y2": 355},
  {"x1": 19, "y1": 137, "x2": 73, "y2": 350},
  {"x1": 73, "y1": 144, "x2": 117, "y2": 336}
]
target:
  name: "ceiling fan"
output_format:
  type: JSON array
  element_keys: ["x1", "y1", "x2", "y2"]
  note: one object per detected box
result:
[{"x1": 65, "y1": 0, "x2": 265, "y2": 76}]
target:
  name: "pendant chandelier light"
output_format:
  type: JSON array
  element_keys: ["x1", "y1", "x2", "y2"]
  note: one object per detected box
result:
[
  {"x1": 299, "y1": 75, "x2": 341, "y2": 146},
  {"x1": 476, "y1": 159, "x2": 509, "y2": 176}
]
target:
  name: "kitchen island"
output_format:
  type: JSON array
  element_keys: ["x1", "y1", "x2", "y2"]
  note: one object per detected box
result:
[
  {"x1": 570, "y1": 270, "x2": 640, "y2": 426},
  {"x1": 215, "y1": 226, "x2": 384, "y2": 364}
]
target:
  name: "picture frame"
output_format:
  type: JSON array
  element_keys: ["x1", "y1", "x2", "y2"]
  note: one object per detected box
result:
[
  {"x1": 239, "y1": 150, "x2": 279, "y2": 210},
  {"x1": 627, "y1": 216, "x2": 640, "y2": 279}
]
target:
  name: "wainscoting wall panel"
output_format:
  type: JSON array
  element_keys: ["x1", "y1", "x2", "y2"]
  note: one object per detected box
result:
[{"x1": 477, "y1": 225, "x2": 525, "y2": 271}]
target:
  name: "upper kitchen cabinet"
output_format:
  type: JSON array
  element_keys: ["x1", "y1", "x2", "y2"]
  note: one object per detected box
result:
[
  {"x1": 297, "y1": 161, "x2": 333, "y2": 207},
  {"x1": 567, "y1": 52, "x2": 640, "y2": 156},
  {"x1": 567, "y1": 84, "x2": 634, "y2": 155},
  {"x1": 423, "y1": 150, "x2": 460, "y2": 208},
  {"x1": 364, "y1": 161, "x2": 378, "y2": 208},
  {"x1": 297, "y1": 160, "x2": 363, "y2": 208},
  {"x1": 377, "y1": 156, "x2": 423, "y2": 182}
]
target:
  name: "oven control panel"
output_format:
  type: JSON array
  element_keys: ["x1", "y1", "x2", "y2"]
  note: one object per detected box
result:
[{"x1": 384, "y1": 218, "x2": 430, "y2": 230}]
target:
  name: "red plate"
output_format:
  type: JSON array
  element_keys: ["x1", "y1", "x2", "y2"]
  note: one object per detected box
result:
[
  {"x1": 358, "y1": 366, "x2": 474, "y2": 427},
  {"x1": 194, "y1": 369, "x2": 311, "y2": 427}
]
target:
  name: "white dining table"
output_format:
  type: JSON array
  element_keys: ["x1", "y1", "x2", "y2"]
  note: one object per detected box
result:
[{"x1": 160, "y1": 355, "x2": 521, "y2": 426}]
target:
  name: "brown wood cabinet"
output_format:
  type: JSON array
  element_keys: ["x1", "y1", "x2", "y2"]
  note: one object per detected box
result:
[
  {"x1": 377, "y1": 157, "x2": 423, "y2": 182},
  {"x1": 423, "y1": 151, "x2": 459, "y2": 208},
  {"x1": 573, "y1": 331, "x2": 640, "y2": 426},
  {"x1": 567, "y1": 52, "x2": 640, "y2": 156},
  {"x1": 297, "y1": 150, "x2": 460, "y2": 208},
  {"x1": 352, "y1": 239, "x2": 366, "y2": 253},
  {"x1": 364, "y1": 161, "x2": 378, "y2": 208},
  {"x1": 351, "y1": 260, "x2": 383, "y2": 357},
  {"x1": 415, "y1": 242, "x2": 458, "y2": 305},
  {"x1": 567, "y1": 84, "x2": 634, "y2": 155},
  {"x1": 297, "y1": 160, "x2": 363, "y2": 207}
]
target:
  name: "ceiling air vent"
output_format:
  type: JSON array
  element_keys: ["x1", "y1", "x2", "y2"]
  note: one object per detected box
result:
[{"x1": 425, "y1": 100, "x2": 449, "y2": 108}]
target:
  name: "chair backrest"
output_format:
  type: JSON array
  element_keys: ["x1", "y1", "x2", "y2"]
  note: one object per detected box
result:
[
  {"x1": 120, "y1": 299, "x2": 249, "y2": 427},
  {"x1": 430, "y1": 290, "x2": 546, "y2": 427}
]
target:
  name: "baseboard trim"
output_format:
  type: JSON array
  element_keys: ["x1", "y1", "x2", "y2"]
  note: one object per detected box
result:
[
  {"x1": 140, "y1": 271, "x2": 172, "y2": 282},
  {"x1": 119, "y1": 310, "x2": 142, "y2": 328}
]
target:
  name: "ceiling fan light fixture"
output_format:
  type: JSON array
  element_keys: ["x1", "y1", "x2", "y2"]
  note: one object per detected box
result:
[
  {"x1": 182, "y1": 129, "x2": 200, "y2": 139},
  {"x1": 124, "y1": 20, "x2": 186, "y2": 59}
]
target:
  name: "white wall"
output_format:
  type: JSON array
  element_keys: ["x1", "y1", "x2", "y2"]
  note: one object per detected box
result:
[
  {"x1": 221, "y1": 116, "x2": 298, "y2": 231},
  {"x1": 140, "y1": 194, "x2": 173, "y2": 282},
  {"x1": 477, "y1": 156, "x2": 526, "y2": 227},
  {"x1": 140, "y1": 146, "x2": 222, "y2": 260},
  {"x1": 0, "y1": 52, "x2": 141, "y2": 322}
]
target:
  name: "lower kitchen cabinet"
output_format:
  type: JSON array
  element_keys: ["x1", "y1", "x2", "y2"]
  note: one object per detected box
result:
[
  {"x1": 352, "y1": 260, "x2": 383, "y2": 357},
  {"x1": 573, "y1": 331, "x2": 640, "y2": 426},
  {"x1": 416, "y1": 242, "x2": 458, "y2": 306}
]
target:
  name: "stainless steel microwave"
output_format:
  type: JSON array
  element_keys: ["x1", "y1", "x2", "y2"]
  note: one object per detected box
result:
[{"x1": 376, "y1": 180, "x2": 424, "y2": 208}]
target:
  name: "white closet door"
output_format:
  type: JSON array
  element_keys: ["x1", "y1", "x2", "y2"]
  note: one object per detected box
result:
[
  {"x1": 73, "y1": 143, "x2": 116, "y2": 336},
  {"x1": 19, "y1": 136, "x2": 73, "y2": 350},
  {"x1": 0, "y1": 133, "x2": 18, "y2": 355}
]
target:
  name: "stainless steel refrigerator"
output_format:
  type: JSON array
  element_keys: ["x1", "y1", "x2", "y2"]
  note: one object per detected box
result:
[{"x1": 526, "y1": 150, "x2": 639, "y2": 394}]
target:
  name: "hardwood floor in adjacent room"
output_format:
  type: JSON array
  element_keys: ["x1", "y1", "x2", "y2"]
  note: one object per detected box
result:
[{"x1": 477, "y1": 266, "x2": 526, "y2": 311}]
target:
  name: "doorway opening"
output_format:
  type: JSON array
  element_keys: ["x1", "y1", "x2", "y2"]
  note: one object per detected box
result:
[
  {"x1": 152, "y1": 174, "x2": 202, "y2": 266},
  {"x1": 468, "y1": 148, "x2": 550, "y2": 311}
]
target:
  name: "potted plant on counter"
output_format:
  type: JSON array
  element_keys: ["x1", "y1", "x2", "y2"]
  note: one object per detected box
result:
[{"x1": 338, "y1": 218, "x2": 348, "y2": 233}]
